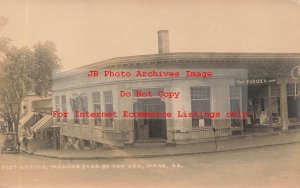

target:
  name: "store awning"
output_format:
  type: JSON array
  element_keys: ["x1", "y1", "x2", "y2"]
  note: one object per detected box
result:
[
  {"x1": 31, "y1": 115, "x2": 53, "y2": 133},
  {"x1": 20, "y1": 112, "x2": 37, "y2": 128}
]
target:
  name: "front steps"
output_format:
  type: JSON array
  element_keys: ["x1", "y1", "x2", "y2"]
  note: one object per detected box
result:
[{"x1": 132, "y1": 139, "x2": 167, "y2": 148}]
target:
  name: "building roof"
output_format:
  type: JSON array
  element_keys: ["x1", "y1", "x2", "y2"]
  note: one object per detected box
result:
[{"x1": 54, "y1": 52, "x2": 300, "y2": 78}]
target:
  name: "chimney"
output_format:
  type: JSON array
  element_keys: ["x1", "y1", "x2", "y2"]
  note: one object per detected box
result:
[{"x1": 158, "y1": 30, "x2": 169, "y2": 54}]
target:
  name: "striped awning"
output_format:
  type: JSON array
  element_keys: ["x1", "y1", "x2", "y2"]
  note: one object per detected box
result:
[
  {"x1": 20, "y1": 112, "x2": 37, "y2": 128},
  {"x1": 31, "y1": 115, "x2": 53, "y2": 133}
]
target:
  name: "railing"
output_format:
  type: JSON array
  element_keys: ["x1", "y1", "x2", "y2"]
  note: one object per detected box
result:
[
  {"x1": 174, "y1": 128, "x2": 231, "y2": 142},
  {"x1": 190, "y1": 129, "x2": 214, "y2": 139},
  {"x1": 60, "y1": 124, "x2": 129, "y2": 144},
  {"x1": 215, "y1": 128, "x2": 231, "y2": 137}
]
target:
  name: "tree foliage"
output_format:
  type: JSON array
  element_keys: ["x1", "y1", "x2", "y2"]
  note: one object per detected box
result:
[
  {"x1": 32, "y1": 41, "x2": 61, "y2": 96},
  {"x1": 0, "y1": 17, "x2": 61, "y2": 138},
  {"x1": 0, "y1": 43, "x2": 61, "y2": 137}
]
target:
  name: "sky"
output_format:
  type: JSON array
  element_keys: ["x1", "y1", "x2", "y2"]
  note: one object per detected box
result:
[{"x1": 0, "y1": 0, "x2": 300, "y2": 70}]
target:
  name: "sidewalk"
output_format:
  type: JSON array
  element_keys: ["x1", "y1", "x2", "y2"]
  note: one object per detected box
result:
[{"x1": 21, "y1": 130, "x2": 300, "y2": 160}]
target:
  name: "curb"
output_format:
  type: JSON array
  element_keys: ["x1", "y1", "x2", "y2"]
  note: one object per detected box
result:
[{"x1": 20, "y1": 141, "x2": 300, "y2": 160}]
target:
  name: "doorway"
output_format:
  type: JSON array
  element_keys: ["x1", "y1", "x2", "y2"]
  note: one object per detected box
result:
[{"x1": 133, "y1": 98, "x2": 167, "y2": 140}]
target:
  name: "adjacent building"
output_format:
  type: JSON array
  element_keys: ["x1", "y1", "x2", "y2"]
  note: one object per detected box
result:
[{"x1": 20, "y1": 95, "x2": 59, "y2": 149}]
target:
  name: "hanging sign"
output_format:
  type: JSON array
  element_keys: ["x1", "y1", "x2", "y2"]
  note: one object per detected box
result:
[{"x1": 235, "y1": 78, "x2": 277, "y2": 85}]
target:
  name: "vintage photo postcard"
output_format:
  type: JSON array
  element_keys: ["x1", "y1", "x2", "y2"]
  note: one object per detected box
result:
[{"x1": 0, "y1": 0, "x2": 300, "y2": 188}]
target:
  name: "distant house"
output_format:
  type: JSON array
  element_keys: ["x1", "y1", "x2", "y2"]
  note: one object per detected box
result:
[{"x1": 20, "y1": 94, "x2": 59, "y2": 149}]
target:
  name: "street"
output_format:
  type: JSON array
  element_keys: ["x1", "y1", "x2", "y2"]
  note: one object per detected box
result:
[{"x1": 0, "y1": 134, "x2": 300, "y2": 188}]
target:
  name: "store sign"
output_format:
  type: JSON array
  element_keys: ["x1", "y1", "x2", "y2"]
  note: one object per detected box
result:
[{"x1": 235, "y1": 78, "x2": 277, "y2": 85}]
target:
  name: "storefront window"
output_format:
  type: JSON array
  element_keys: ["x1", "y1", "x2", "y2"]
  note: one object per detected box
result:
[
  {"x1": 247, "y1": 85, "x2": 268, "y2": 125},
  {"x1": 271, "y1": 85, "x2": 280, "y2": 124},
  {"x1": 287, "y1": 83, "x2": 300, "y2": 122},
  {"x1": 191, "y1": 87, "x2": 211, "y2": 127},
  {"x1": 104, "y1": 91, "x2": 114, "y2": 127},
  {"x1": 93, "y1": 92, "x2": 101, "y2": 126}
]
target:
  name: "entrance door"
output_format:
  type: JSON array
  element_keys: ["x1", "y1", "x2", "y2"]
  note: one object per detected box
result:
[
  {"x1": 287, "y1": 96, "x2": 300, "y2": 121},
  {"x1": 146, "y1": 103, "x2": 166, "y2": 138},
  {"x1": 133, "y1": 99, "x2": 167, "y2": 140}
]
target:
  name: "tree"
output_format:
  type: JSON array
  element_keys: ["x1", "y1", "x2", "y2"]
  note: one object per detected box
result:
[
  {"x1": 0, "y1": 16, "x2": 15, "y2": 132},
  {"x1": 0, "y1": 47, "x2": 34, "y2": 136},
  {"x1": 0, "y1": 43, "x2": 61, "y2": 141},
  {"x1": 32, "y1": 41, "x2": 61, "y2": 96},
  {"x1": 0, "y1": 16, "x2": 61, "y2": 142}
]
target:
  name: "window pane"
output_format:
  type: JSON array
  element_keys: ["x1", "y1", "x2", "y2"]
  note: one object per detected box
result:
[
  {"x1": 81, "y1": 95, "x2": 88, "y2": 125},
  {"x1": 271, "y1": 85, "x2": 280, "y2": 97},
  {"x1": 93, "y1": 92, "x2": 100, "y2": 103},
  {"x1": 230, "y1": 86, "x2": 240, "y2": 99},
  {"x1": 104, "y1": 91, "x2": 114, "y2": 127},
  {"x1": 230, "y1": 85, "x2": 242, "y2": 127},
  {"x1": 70, "y1": 95, "x2": 80, "y2": 124},
  {"x1": 191, "y1": 87, "x2": 210, "y2": 100},
  {"x1": 190, "y1": 87, "x2": 211, "y2": 127},
  {"x1": 230, "y1": 99, "x2": 240, "y2": 112},
  {"x1": 93, "y1": 92, "x2": 101, "y2": 125},
  {"x1": 105, "y1": 103, "x2": 114, "y2": 127},
  {"x1": 104, "y1": 91, "x2": 113, "y2": 103},
  {"x1": 94, "y1": 104, "x2": 101, "y2": 125},
  {"x1": 230, "y1": 99, "x2": 242, "y2": 127},
  {"x1": 287, "y1": 83, "x2": 300, "y2": 96}
]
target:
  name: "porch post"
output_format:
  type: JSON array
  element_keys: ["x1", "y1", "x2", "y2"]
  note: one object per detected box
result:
[
  {"x1": 279, "y1": 82, "x2": 289, "y2": 130},
  {"x1": 268, "y1": 85, "x2": 272, "y2": 126}
]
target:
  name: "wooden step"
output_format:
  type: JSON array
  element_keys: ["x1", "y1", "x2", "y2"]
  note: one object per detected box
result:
[{"x1": 132, "y1": 139, "x2": 167, "y2": 148}]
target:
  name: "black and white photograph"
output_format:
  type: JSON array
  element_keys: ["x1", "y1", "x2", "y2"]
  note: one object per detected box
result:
[{"x1": 0, "y1": 0, "x2": 300, "y2": 188}]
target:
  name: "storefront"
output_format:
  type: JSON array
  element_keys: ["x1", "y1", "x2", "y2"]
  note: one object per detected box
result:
[{"x1": 232, "y1": 73, "x2": 300, "y2": 133}]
